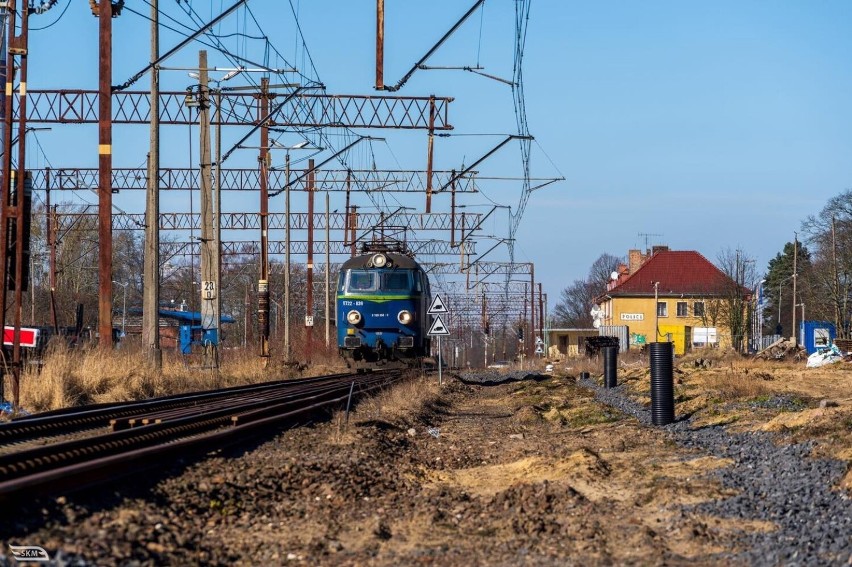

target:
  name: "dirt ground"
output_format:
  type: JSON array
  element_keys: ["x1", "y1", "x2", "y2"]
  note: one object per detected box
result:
[
  {"x1": 641, "y1": 351, "x2": 852, "y2": 486},
  {"x1": 3, "y1": 353, "x2": 852, "y2": 565}
]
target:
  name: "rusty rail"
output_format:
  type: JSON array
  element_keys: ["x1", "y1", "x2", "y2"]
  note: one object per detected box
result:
[
  {"x1": 0, "y1": 370, "x2": 401, "y2": 501},
  {"x1": 0, "y1": 373, "x2": 362, "y2": 445}
]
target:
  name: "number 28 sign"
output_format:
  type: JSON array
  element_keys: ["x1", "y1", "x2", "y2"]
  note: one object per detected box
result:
[{"x1": 202, "y1": 281, "x2": 216, "y2": 300}]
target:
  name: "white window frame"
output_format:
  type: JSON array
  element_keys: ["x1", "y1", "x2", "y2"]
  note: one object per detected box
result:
[
  {"x1": 657, "y1": 301, "x2": 668, "y2": 317},
  {"x1": 676, "y1": 301, "x2": 688, "y2": 317}
]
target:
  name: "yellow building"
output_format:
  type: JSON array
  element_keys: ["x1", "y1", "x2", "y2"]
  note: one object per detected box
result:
[{"x1": 596, "y1": 248, "x2": 746, "y2": 354}]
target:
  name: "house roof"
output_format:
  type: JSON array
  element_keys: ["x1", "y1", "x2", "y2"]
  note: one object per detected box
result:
[{"x1": 607, "y1": 250, "x2": 735, "y2": 296}]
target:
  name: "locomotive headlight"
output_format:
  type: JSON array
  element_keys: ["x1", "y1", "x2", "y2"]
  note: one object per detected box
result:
[
  {"x1": 347, "y1": 310, "x2": 362, "y2": 325},
  {"x1": 371, "y1": 253, "x2": 388, "y2": 268},
  {"x1": 397, "y1": 310, "x2": 413, "y2": 325}
]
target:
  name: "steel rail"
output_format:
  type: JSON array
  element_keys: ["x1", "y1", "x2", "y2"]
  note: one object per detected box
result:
[
  {"x1": 0, "y1": 372, "x2": 370, "y2": 444},
  {"x1": 0, "y1": 374, "x2": 401, "y2": 496},
  {"x1": 113, "y1": 379, "x2": 364, "y2": 429},
  {"x1": 0, "y1": 380, "x2": 388, "y2": 502}
]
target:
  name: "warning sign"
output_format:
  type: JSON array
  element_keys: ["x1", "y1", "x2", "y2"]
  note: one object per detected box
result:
[
  {"x1": 427, "y1": 295, "x2": 448, "y2": 315},
  {"x1": 427, "y1": 315, "x2": 451, "y2": 336},
  {"x1": 3, "y1": 326, "x2": 39, "y2": 348},
  {"x1": 535, "y1": 346, "x2": 544, "y2": 355}
]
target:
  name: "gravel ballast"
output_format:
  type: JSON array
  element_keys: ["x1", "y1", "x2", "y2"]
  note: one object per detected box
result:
[{"x1": 579, "y1": 376, "x2": 852, "y2": 566}]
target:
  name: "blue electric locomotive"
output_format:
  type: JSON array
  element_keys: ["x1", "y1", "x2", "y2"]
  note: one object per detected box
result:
[{"x1": 337, "y1": 247, "x2": 431, "y2": 363}]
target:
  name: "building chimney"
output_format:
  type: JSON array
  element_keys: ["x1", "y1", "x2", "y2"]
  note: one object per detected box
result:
[
  {"x1": 651, "y1": 245, "x2": 670, "y2": 255},
  {"x1": 628, "y1": 249, "x2": 647, "y2": 274}
]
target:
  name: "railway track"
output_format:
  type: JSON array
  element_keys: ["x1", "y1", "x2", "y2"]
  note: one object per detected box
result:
[{"x1": 0, "y1": 370, "x2": 403, "y2": 502}]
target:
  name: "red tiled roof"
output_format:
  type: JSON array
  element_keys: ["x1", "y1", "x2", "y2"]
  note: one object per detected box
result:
[{"x1": 609, "y1": 250, "x2": 733, "y2": 296}]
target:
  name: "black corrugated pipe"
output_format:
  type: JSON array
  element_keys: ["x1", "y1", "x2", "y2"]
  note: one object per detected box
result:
[
  {"x1": 603, "y1": 347, "x2": 617, "y2": 388},
  {"x1": 649, "y1": 342, "x2": 675, "y2": 425}
]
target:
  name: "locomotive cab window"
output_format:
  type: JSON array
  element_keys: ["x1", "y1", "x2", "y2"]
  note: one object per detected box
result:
[
  {"x1": 381, "y1": 272, "x2": 410, "y2": 291},
  {"x1": 347, "y1": 271, "x2": 377, "y2": 292}
]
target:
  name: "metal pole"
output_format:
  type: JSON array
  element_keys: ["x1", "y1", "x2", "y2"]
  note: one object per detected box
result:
[
  {"x1": 832, "y1": 217, "x2": 842, "y2": 337},
  {"x1": 214, "y1": 87, "x2": 222, "y2": 368},
  {"x1": 438, "y1": 335, "x2": 442, "y2": 386},
  {"x1": 258, "y1": 78, "x2": 270, "y2": 362},
  {"x1": 344, "y1": 171, "x2": 351, "y2": 248},
  {"x1": 529, "y1": 265, "x2": 535, "y2": 361},
  {"x1": 792, "y1": 233, "x2": 798, "y2": 345},
  {"x1": 425, "y1": 96, "x2": 435, "y2": 213},
  {"x1": 538, "y1": 282, "x2": 544, "y2": 349},
  {"x1": 143, "y1": 0, "x2": 162, "y2": 369},
  {"x1": 375, "y1": 0, "x2": 384, "y2": 90},
  {"x1": 350, "y1": 205, "x2": 357, "y2": 258},
  {"x1": 306, "y1": 159, "x2": 315, "y2": 362},
  {"x1": 10, "y1": 5, "x2": 30, "y2": 404},
  {"x1": 325, "y1": 191, "x2": 330, "y2": 348},
  {"x1": 654, "y1": 282, "x2": 660, "y2": 340},
  {"x1": 122, "y1": 285, "x2": 126, "y2": 336},
  {"x1": 0, "y1": 1, "x2": 14, "y2": 403},
  {"x1": 284, "y1": 151, "x2": 291, "y2": 361},
  {"x1": 46, "y1": 169, "x2": 57, "y2": 333},
  {"x1": 98, "y1": 0, "x2": 114, "y2": 349},
  {"x1": 450, "y1": 170, "x2": 456, "y2": 246}
]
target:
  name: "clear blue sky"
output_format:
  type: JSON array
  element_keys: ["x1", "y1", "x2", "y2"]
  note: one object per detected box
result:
[{"x1": 18, "y1": 1, "x2": 852, "y2": 305}]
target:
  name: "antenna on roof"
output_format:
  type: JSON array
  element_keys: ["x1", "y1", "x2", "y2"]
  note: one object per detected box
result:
[{"x1": 638, "y1": 232, "x2": 663, "y2": 253}]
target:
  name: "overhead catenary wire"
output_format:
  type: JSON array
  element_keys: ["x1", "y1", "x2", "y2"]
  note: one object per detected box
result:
[{"x1": 29, "y1": 0, "x2": 71, "y2": 31}]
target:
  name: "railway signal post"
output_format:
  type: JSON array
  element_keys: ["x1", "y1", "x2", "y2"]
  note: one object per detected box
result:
[{"x1": 428, "y1": 295, "x2": 450, "y2": 386}]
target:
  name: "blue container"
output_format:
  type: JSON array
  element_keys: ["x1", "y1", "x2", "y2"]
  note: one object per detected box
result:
[{"x1": 799, "y1": 321, "x2": 836, "y2": 354}]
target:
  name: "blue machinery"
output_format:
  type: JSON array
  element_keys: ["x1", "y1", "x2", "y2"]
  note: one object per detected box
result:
[{"x1": 157, "y1": 309, "x2": 236, "y2": 355}]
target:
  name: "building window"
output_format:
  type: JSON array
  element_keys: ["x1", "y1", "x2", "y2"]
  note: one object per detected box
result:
[
  {"x1": 657, "y1": 301, "x2": 667, "y2": 317},
  {"x1": 694, "y1": 301, "x2": 705, "y2": 317},
  {"x1": 677, "y1": 301, "x2": 688, "y2": 317}
]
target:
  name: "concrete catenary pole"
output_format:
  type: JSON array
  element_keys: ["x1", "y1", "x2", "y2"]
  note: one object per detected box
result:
[
  {"x1": 198, "y1": 50, "x2": 218, "y2": 370},
  {"x1": 143, "y1": 0, "x2": 162, "y2": 369}
]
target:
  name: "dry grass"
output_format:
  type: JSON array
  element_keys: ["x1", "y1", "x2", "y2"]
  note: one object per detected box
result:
[
  {"x1": 353, "y1": 374, "x2": 441, "y2": 425},
  {"x1": 6, "y1": 339, "x2": 348, "y2": 414},
  {"x1": 326, "y1": 373, "x2": 441, "y2": 444},
  {"x1": 695, "y1": 371, "x2": 774, "y2": 402}
]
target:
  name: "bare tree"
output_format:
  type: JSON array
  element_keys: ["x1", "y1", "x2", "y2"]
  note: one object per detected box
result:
[
  {"x1": 715, "y1": 248, "x2": 756, "y2": 352},
  {"x1": 551, "y1": 253, "x2": 623, "y2": 328},
  {"x1": 802, "y1": 191, "x2": 852, "y2": 337}
]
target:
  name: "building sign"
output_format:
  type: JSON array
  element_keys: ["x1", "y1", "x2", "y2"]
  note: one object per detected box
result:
[
  {"x1": 620, "y1": 313, "x2": 644, "y2": 321},
  {"x1": 693, "y1": 327, "x2": 718, "y2": 345}
]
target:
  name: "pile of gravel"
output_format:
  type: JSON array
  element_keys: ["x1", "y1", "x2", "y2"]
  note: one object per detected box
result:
[
  {"x1": 578, "y1": 376, "x2": 852, "y2": 566},
  {"x1": 746, "y1": 395, "x2": 807, "y2": 411},
  {"x1": 456, "y1": 370, "x2": 548, "y2": 385}
]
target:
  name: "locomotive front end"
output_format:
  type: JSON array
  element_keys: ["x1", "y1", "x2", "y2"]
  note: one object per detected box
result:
[{"x1": 337, "y1": 252, "x2": 430, "y2": 363}]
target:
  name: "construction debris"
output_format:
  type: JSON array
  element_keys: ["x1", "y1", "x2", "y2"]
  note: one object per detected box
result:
[{"x1": 754, "y1": 338, "x2": 807, "y2": 361}]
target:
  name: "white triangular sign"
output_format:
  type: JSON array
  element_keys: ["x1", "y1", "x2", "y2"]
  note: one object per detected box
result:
[
  {"x1": 427, "y1": 315, "x2": 451, "y2": 336},
  {"x1": 427, "y1": 294, "x2": 448, "y2": 315}
]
